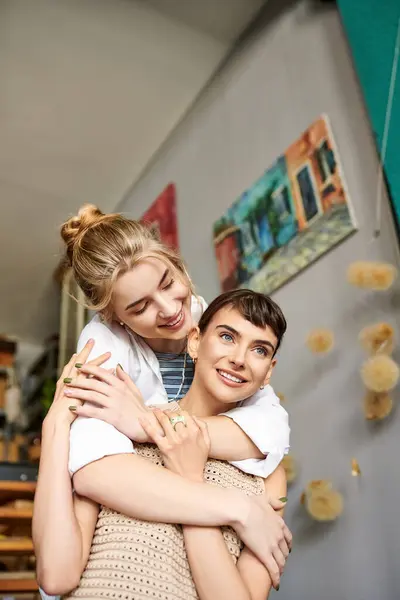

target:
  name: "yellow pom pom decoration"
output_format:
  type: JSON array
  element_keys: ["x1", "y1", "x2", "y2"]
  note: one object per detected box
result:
[
  {"x1": 361, "y1": 355, "x2": 399, "y2": 392},
  {"x1": 359, "y1": 322, "x2": 395, "y2": 355},
  {"x1": 347, "y1": 261, "x2": 397, "y2": 291},
  {"x1": 306, "y1": 328, "x2": 334, "y2": 354},
  {"x1": 281, "y1": 454, "x2": 297, "y2": 484},
  {"x1": 303, "y1": 479, "x2": 344, "y2": 522},
  {"x1": 363, "y1": 390, "x2": 393, "y2": 420},
  {"x1": 351, "y1": 458, "x2": 361, "y2": 477},
  {"x1": 306, "y1": 488, "x2": 344, "y2": 522}
]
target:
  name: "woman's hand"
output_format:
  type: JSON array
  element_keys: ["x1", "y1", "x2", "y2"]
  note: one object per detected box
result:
[
  {"x1": 43, "y1": 340, "x2": 111, "y2": 429},
  {"x1": 140, "y1": 409, "x2": 211, "y2": 482},
  {"x1": 63, "y1": 364, "x2": 152, "y2": 442}
]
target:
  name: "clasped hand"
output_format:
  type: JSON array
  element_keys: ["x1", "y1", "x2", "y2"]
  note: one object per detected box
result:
[{"x1": 64, "y1": 362, "x2": 157, "y2": 442}]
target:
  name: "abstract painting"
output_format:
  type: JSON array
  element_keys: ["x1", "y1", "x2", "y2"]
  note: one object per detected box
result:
[
  {"x1": 141, "y1": 183, "x2": 179, "y2": 249},
  {"x1": 213, "y1": 116, "x2": 357, "y2": 294}
]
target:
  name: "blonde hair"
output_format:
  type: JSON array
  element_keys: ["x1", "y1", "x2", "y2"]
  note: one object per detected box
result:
[{"x1": 61, "y1": 204, "x2": 193, "y2": 320}]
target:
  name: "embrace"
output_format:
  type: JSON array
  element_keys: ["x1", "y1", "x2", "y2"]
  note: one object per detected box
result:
[{"x1": 33, "y1": 204, "x2": 292, "y2": 600}]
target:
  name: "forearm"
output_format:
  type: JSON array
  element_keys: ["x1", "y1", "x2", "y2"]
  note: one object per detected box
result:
[
  {"x1": 183, "y1": 525, "x2": 251, "y2": 600},
  {"x1": 204, "y1": 416, "x2": 263, "y2": 461},
  {"x1": 73, "y1": 453, "x2": 245, "y2": 527},
  {"x1": 33, "y1": 419, "x2": 87, "y2": 594}
]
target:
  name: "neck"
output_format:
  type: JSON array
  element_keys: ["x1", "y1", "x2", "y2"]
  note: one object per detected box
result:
[
  {"x1": 145, "y1": 336, "x2": 187, "y2": 354},
  {"x1": 179, "y1": 379, "x2": 236, "y2": 417}
]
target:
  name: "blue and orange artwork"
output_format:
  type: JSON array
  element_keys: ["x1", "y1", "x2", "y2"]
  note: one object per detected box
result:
[{"x1": 213, "y1": 115, "x2": 357, "y2": 294}]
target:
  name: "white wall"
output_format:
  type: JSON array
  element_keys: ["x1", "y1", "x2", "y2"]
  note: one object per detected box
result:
[{"x1": 118, "y1": 1, "x2": 400, "y2": 597}]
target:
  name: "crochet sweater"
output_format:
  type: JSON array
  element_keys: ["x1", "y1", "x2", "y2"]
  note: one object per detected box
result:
[{"x1": 64, "y1": 444, "x2": 264, "y2": 600}]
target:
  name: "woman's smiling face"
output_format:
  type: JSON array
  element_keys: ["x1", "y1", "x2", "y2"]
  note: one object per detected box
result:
[
  {"x1": 112, "y1": 257, "x2": 193, "y2": 344},
  {"x1": 189, "y1": 305, "x2": 278, "y2": 407}
]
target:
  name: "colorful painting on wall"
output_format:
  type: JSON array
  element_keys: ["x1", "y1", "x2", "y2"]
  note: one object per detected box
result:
[
  {"x1": 213, "y1": 115, "x2": 357, "y2": 294},
  {"x1": 141, "y1": 183, "x2": 179, "y2": 249}
]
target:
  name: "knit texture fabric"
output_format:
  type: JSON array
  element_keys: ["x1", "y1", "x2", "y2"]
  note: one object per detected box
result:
[{"x1": 64, "y1": 444, "x2": 264, "y2": 600}]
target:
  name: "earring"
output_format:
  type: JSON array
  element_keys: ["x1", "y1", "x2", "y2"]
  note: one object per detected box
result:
[
  {"x1": 119, "y1": 322, "x2": 124, "y2": 327},
  {"x1": 260, "y1": 385, "x2": 265, "y2": 390},
  {"x1": 193, "y1": 357, "x2": 197, "y2": 365}
]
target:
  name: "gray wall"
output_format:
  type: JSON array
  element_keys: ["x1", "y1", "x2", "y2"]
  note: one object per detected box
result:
[{"x1": 118, "y1": 1, "x2": 400, "y2": 598}]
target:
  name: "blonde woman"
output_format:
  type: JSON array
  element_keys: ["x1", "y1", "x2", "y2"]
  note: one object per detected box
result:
[{"x1": 33, "y1": 206, "x2": 291, "y2": 595}]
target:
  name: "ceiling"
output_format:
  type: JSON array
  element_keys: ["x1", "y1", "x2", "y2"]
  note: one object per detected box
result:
[{"x1": 0, "y1": 0, "x2": 265, "y2": 344}]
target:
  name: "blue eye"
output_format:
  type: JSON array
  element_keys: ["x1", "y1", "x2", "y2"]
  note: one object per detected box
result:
[
  {"x1": 220, "y1": 332, "x2": 234, "y2": 342},
  {"x1": 254, "y1": 346, "x2": 268, "y2": 356}
]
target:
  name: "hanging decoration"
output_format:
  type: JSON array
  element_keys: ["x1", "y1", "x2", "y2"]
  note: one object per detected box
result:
[
  {"x1": 213, "y1": 115, "x2": 357, "y2": 296},
  {"x1": 306, "y1": 328, "x2": 334, "y2": 354},
  {"x1": 359, "y1": 322, "x2": 395, "y2": 355},
  {"x1": 301, "y1": 480, "x2": 344, "y2": 522},
  {"x1": 346, "y1": 261, "x2": 397, "y2": 291},
  {"x1": 361, "y1": 354, "x2": 399, "y2": 393},
  {"x1": 140, "y1": 183, "x2": 179, "y2": 249},
  {"x1": 363, "y1": 390, "x2": 393, "y2": 421},
  {"x1": 281, "y1": 454, "x2": 297, "y2": 484},
  {"x1": 351, "y1": 458, "x2": 362, "y2": 477}
]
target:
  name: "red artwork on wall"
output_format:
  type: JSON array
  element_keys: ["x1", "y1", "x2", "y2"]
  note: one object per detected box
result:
[{"x1": 140, "y1": 183, "x2": 179, "y2": 249}]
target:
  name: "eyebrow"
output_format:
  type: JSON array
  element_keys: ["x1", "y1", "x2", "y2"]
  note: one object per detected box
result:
[
  {"x1": 216, "y1": 324, "x2": 276, "y2": 353},
  {"x1": 125, "y1": 268, "x2": 169, "y2": 311}
]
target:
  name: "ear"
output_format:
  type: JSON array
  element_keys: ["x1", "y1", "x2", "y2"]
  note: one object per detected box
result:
[
  {"x1": 263, "y1": 358, "x2": 277, "y2": 387},
  {"x1": 187, "y1": 326, "x2": 201, "y2": 361}
]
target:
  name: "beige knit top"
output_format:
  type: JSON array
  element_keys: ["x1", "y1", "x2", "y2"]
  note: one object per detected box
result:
[{"x1": 64, "y1": 444, "x2": 264, "y2": 600}]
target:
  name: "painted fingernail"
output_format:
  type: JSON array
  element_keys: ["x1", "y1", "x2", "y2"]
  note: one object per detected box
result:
[
  {"x1": 75, "y1": 363, "x2": 83, "y2": 369},
  {"x1": 279, "y1": 497, "x2": 288, "y2": 503},
  {"x1": 69, "y1": 405, "x2": 77, "y2": 412},
  {"x1": 63, "y1": 378, "x2": 72, "y2": 383},
  {"x1": 117, "y1": 363, "x2": 124, "y2": 371},
  {"x1": 276, "y1": 584, "x2": 280, "y2": 591},
  {"x1": 289, "y1": 548, "x2": 292, "y2": 554}
]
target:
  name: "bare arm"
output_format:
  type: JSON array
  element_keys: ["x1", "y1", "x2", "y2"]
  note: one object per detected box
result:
[
  {"x1": 33, "y1": 418, "x2": 99, "y2": 596},
  {"x1": 183, "y1": 465, "x2": 288, "y2": 600},
  {"x1": 66, "y1": 366, "x2": 263, "y2": 462},
  {"x1": 73, "y1": 453, "x2": 245, "y2": 526},
  {"x1": 203, "y1": 415, "x2": 263, "y2": 461}
]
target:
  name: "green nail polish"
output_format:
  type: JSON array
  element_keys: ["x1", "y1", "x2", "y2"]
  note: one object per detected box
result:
[
  {"x1": 75, "y1": 363, "x2": 83, "y2": 368},
  {"x1": 69, "y1": 405, "x2": 77, "y2": 412},
  {"x1": 276, "y1": 584, "x2": 280, "y2": 591},
  {"x1": 63, "y1": 377, "x2": 72, "y2": 383},
  {"x1": 279, "y1": 497, "x2": 288, "y2": 503},
  {"x1": 117, "y1": 363, "x2": 124, "y2": 371}
]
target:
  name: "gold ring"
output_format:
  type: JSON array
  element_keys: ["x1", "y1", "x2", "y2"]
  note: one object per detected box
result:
[{"x1": 169, "y1": 415, "x2": 187, "y2": 431}]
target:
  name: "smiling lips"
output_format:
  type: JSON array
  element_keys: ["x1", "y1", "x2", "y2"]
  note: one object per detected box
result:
[
  {"x1": 216, "y1": 369, "x2": 248, "y2": 387},
  {"x1": 160, "y1": 308, "x2": 185, "y2": 331}
]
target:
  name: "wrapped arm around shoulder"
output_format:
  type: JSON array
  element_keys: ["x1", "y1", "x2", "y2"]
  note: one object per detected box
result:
[{"x1": 220, "y1": 385, "x2": 290, "y2": 478}]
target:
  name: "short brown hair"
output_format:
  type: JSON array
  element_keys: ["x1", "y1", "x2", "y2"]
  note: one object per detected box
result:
[{"x1": 198, "y1": 289, "x2": 287, "y2": 355}]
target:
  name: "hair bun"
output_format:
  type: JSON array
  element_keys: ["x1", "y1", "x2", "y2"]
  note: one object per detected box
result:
[{"x1": 61, "y1": 203, "x2": 104, "y2": 263}]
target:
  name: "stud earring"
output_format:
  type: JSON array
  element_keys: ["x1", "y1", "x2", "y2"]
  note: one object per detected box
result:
[
  {"x1": 260, "y1": 385, "x2": 265, "y2": 390},
  {"x1": 119, "y1": 322, "x2": 124, "y2": 327},
  {"x1": 193, "y1": 357, "x2": 197, "y2": 365}
]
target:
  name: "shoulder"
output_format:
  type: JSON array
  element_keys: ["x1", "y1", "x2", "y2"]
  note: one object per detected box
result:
[
  {"x1": 77, "y1": 315, "x2": 133, "y2": 369},
  {"x1": 78, "y1": 314, "x2": 130, "y2": 347},
  {"x1": 191, "y1": 295, "x2": 208, "y2": 324}
]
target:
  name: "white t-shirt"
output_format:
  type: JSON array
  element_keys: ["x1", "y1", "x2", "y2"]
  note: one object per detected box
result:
[{"x1": 69, "y1": 296, "x2": 290, "y2": 478}]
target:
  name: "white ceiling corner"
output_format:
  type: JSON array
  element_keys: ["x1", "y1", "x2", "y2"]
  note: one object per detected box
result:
[{"x1": 0, "y1": 0, "x2": 265, "y2": 343}]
